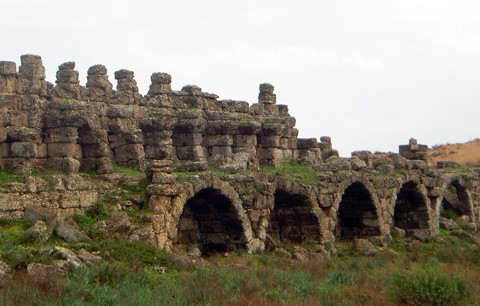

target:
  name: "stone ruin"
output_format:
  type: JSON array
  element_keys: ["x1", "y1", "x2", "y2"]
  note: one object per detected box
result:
[{"x1": 1, "y1": 54, "x2": 479, "y2": 255}]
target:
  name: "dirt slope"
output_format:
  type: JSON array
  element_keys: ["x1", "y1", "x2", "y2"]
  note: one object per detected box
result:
[{"x1": 428, "y1": 139, "x2": 480, "y2": 166}]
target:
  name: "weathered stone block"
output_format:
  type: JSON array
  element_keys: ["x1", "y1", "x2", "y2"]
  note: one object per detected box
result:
[
  {"x1": 0, "y1": 143, "x2": 9, "y2": 157},
  {"x1": 147, "y1": 184, "x2": 181, "y2": 196},
  {"x1": 145, "y1": 145, "x2": 170, "y2": 159},
  {"x1": 11, "y1": 142, "x2": 37, "y2": 158},
  {"x1": 0, "y1": 61, "x2": 16, "y2": 75},
  {"x1": 47, "y1": 143, "x2": 82, "y2": 158},
  {"x1": 233, "y1": 135, "x2": 257, "y2": 147},
  {"x1": 47, "y1": 157, "x2": 80, "y2": 173},
  {"x1": 258, "y1": 135, "x2": 281, "y2": 148},
  {"x1": 0, "y1": 94, "x2": 18, "y2": 108},
  {"x1": 0, "y1": 78, "x2": 17, "y2": 94},
  {"x1": 114, "y1": 144, "x2": 144, "y2": 162},
  {"x1": 151, "y1": 173, "x2": 177, "y2": 184},
  {"x1": 210, "y1": 146, "x2": 232, "y2": 156},
  {"x1": 0, "y1": 128, "x2": 6, "y2": 143},
  {"x1": 44, "y1": 127, "x2": 78, "y2": 143},
  {"x1": 172, "y1": 133, "x2": 203, "y2": 147},
  {"x1": 202, "y1": 135, "x2": 233, "y2": 147}
]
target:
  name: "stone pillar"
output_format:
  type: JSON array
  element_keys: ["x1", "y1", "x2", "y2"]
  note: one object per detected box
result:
[
  {"x1": 112, "y1": 69, "x2": 142, "y2": 105},
  {"x1": 258, "y1": 83, "x2": 276, "y2": 104},
  {"x1": 399, "y1": 138, "x2": 429, "y2": 161},
  {"x1": 86, "y1": 64, "x2": 113, "y2": 101},
  {"x1": 148, "y1": 72, "x2": 172, "y2": 95},
  {"x1": 0, "y1": 61, "x2": 17, "y2": 94},
  {"x1": 18, "y1": 54, "x2": 47, "y2": 96},
  {"x1": 53, "y1": 62, "x2": 83, "y2": 99}
]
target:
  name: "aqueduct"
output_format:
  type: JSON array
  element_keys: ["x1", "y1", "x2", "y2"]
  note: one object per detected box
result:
[{"x1": 0, "y1": 55, "x2": 479, "y2": 254}]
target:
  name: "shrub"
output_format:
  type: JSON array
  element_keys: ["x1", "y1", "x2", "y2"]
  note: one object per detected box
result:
[{"x1": 386, "y1": 268, "x2": 470, "y2": 305}]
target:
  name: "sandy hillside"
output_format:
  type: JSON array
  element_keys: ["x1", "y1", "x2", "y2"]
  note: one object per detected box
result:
[{"x1": 428, "y1": 139, "x2": 480, "y2": 166}]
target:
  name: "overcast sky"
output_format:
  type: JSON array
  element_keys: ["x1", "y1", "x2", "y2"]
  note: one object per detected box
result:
[{"x1": 2, "y1": 0, "x2": 479, "y2": 156}]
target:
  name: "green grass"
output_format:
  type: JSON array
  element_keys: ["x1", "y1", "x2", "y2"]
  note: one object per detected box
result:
[
  {"x1": 260, "y1": 159, "x2": 319, "y2": 185},
  {"x1": 112, "y1": 164, "x2": 146, "y2": 178}
]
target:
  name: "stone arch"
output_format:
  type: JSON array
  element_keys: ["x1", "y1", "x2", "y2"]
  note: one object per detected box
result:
[
  {"x1": 267, "y1": 189, "x2": 322, "y2": 245},
  {"x1": 173, "y1": 175, "x2": 253, "y2": 255},
  {"x1": 437, "y1": 175, "x2": 474, "y2": 222},
  {"x1": 335, "y1": 182, "x2": 381, "y2": 239},
  {"x1": 393, "y1": 181, "x2": 431, "y2": 235}
]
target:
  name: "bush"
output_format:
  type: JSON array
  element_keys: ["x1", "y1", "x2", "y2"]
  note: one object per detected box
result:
[{"x1": 386, "y1": 268, "x2": 470, "y2": 305}]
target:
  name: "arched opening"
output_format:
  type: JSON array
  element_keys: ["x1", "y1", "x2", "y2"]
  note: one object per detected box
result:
[
  {"x1": 394, "y1": 182, "x2": 430, "y2": 235},
  {"x1": 440, "y1": 180, "x2": 472, "y2": 220},
  {"x1": 176, "y1": 188, "x2": 246, "y2": 255},
  {"x1": 336, "y1": 183, "x2": 380, "y2": 239},
  {"x1": 268, "y1": 190, "x2": 321, "y2": 244}
]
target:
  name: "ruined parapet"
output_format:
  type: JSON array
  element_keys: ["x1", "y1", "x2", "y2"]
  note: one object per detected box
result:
[
  {"x1": 297, "y1": 138, "x2": 322, "y2": 165},
  {"x1": 53, "y1": 62, "x2": 85, "y2": 100},
  {"x1": 252, "y1": 84, "x2": 298, "y2": 166},
  {"x1": 0, "y1": 61, "x2": 17, "y2": 94},
  {"x1": 86, "y1": 65, "x2": 113, "y2": 101},
  {"x1": 17, "y1": 54, "x2": 48, "y2": 96},
  {"x1": 112, "y1": 69, "x2": 142, "y2": 105},
  {"x1": 399, "y1": 138, "x2": 428, "y2": 161},
  {"x1": 319, "y1": 136, "x2": 339, "y2": 160},
  {"x1": 258, "y1": 83, "x2": 276, "y2": 104}
]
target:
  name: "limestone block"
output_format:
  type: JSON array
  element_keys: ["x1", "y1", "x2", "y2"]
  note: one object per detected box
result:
[
  {"x1": 233, "y1": 135, "x2": 257, "y2": 147},
  {"x1": 0, "y1": 143, "x2": 9, "y2": 157},
  {"x1": 0, "y1": 61, "x2": 16, "y2": 75},
  {"x1": 59, "y1": 191, "x2": 97, "y2": 208},
  {"x1": 147, "y1": 184, "x2": 181, "y2": 196},
  {"x1": 257, "y1": 148, "x2": 283, "y2": 161},
  {"x1": 0, "y1": 78, "x2": 17, "y2": 94},
  {"x1": 172, "y1": 133, "x2": 203, "y2": 147},
  {"x1": 261, "y1": 123, "x2": 285, "y2": 136},
  {"x1": 35, "y1": 144, "x2": 47, "y2": 158},
  {"x1": 11, "y1": 142, "x2": 37, "y2": 158},
  {"x1": 47, "y1": 157, "x2": 80, "y2": 173},
  {"x1": 114, "y1": 144, "x2": 144, "y2": 162},
  {"x1": 44, "y1": 127, "x2": 78, "y2": 143},
  {"x1": 297, "y1": 138, "x2": 318, "y2": 149},
  {"x1": 210, "y1": 146, "x2": 232, "y2": 157},
  {"x1": 145, "y1": 145, "x2": 170, "y2": 159},
  {"x1": 47, "y1": 143, "x2": 82, "y2": 158},
  {"x1": 258, "y1": 135, "x2": 281, "y2": 148},
  {"x1": 202, "y1": 135, "x2": 233, "y2": 147},
  {"x1": 82, "y1": 143, "x2": 111, "y2": 158},
  {"x1": 151, "y1": 173, "x2": 177, "y2": 184},
  {"x1": 0, "y1": 94, "x2": 18, "y2": 108},
  {"x1": 233, "y1": 146, "x2": 257, "y2": 156},
  {"x1": 0, "y1": 128, "x2": 6, "y2": 142}
]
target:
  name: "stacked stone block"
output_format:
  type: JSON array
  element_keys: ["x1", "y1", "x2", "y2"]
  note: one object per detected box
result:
[
  {"x1": 86, "y1": 65, "x2": 113, "y2": 102},
  {"x1": 112, "y1": 69, "x2": 142, "y2": 105},
  {"x1": 53, "y1": 62, "x2": 84, "y2": 99},
  {"x1": 399, "y1": 138, "x2": 429, "y2": 161},
  {"x1": 252, "y1": 84, "x2": 298, "y2": 166}
]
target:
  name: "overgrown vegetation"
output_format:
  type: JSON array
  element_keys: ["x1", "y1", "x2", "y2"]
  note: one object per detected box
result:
[
  {"x1": 260, "y1": 159, "x2": 319, "y2": 185},
  {"x1": 1, "y1": 214, "x2": 479, "y2": 305}
]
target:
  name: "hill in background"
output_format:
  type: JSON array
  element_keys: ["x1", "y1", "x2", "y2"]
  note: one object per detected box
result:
[{"x1": 429, "y1": 139, "x2": 480, "y2": 166}]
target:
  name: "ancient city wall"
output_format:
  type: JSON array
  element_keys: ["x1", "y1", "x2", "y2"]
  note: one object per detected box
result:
[{"x1": 1, "y1": 55, "x2": 479, "y2": 255}]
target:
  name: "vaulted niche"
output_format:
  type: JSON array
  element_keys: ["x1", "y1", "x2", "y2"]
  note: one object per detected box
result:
[
  {"x1": 394, "y1": 182, "x2": 430, "y2": 234},
  {"x1": 336, "y1": 183, "x2": 380, "y2": 239},
  {"x1": 176, "y1": 188, "x2": 246, "y2": 255},
  {"x1": 268, "y1": 190, "x2": 321, "y2": 244},
  {"x1": 440, "y1": 180, "x2": 472, "y2": 219}
]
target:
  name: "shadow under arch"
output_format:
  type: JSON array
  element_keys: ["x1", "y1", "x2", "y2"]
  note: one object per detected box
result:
[
  {"x1": 176, "y1": 187, "x2": 247, "y2": 255},
  {"x1": 267, "y1": 189, "x2": 322, "y2": 245},
  {"x1": 393, "y1": 181, "x2": 430, "y2": 235},
  {"x1": 440, "y1": 178, "x2": 473, "y2": 220},
  {"x1": 336, "y1": 182, "x2": 381, "y2": 239}
]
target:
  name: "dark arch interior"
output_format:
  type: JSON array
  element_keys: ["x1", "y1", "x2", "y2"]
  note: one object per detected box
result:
[
  {"x1": 268, "y1": 190, "x2": 321, "y2": 244},
  {"x1": 394, "y1": 182, "x2": 429, "y2": 234},
  {"x1": 336, "y1": 183, "x2": 380, "y2": 239},
  {"x1": 176, "y1": 188, "x2": 245, "y2": 255},
  {"x1": 441, "y1": 181, "x2": 471, "y2": 219}
]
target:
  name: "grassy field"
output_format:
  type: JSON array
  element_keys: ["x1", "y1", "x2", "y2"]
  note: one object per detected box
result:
[{"x1": 1, "y1": 217, "x2": 479, "y2": 306}]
